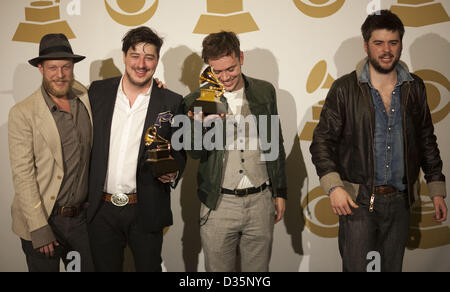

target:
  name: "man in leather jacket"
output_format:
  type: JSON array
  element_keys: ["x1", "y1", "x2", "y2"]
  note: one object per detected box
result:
[{"x1": 310, "y1": 10, "x2": 447, "y2": 272}]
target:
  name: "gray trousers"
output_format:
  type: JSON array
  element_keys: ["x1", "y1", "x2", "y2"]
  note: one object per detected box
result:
[{"x1": 200, "y1": 188, "x2": 275, "y2": 272}]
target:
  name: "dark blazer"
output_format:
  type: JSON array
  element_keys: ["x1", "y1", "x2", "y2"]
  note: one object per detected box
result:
[{"x1": 87, "y1": 77, "x2": 186, "y2": 232}]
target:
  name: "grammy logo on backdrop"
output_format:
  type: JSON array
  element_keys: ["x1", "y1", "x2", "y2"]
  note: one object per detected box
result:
[
  {"x1": 390, "y1": 0, "x2": 449, "y2": 27},
  {"x1": 299, "y1": 60, "x2": 335, "y2": 141},
  {"x1": 292, "y1": 0, "x2": 346, "y2": 18},
  {"x1": 105, "y1": 0, "x2": 159, "y2": 26},
  {"x1": 13, "y1": 0, "x2": 75, "y2": 43},
  {"x1": 414, "y1": 69, "x2": 450, "y2": 124},
  {"x1": 302, "y1": 186, "x2": 339, "y2": 238},
  {"x1": 194, "y1": 0, "x2": 259, "y2": 34},
  {"x1": 408, "y1": 180, "x2": 450, "y2": 249}
]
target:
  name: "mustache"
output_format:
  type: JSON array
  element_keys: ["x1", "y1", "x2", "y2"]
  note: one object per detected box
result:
[{"x1": 380, "y1": 54, "x2": 394, "y2": 58}]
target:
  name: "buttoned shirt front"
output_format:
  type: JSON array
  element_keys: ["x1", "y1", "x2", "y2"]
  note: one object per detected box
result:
[
  {"x1": 360, "y1": 62, "x2": 413, "y2": 191},
  {"x1": 104, "y1": 77, "x2": 153, "y2": 195},
  {"x1": 42, "y1": 87, "x2": 91, "y2": 206}
]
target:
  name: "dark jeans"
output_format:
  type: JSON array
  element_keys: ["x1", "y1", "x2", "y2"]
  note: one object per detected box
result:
[
  {"x1": 21, "y1": 210, "x2": 95, "y2": 272},
  {"x1": 88, "y1": 202, "x2": 163, "y2": 272},
  {"x1": 338, "y1": 187, "x2": 410, "y2": 272}
]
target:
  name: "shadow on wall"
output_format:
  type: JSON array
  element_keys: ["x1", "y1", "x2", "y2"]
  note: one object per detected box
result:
[
  {"x1": 89, "y1": 55, "x2": 123, "y2": 84},
  {"x1": 245, "y1": 48, "x2": 307, "y2": 270},
  {"x1": 407, "y1": 33, "x2": 450, "y2": 250},
  {"x1": 334, "y1": 37, "x2": 366, "y2": 77},
  {"x1": 162, "y1": 45, "x2": 205, "y2": 96},
  {"x1": 162, "y1": 46, "x2": 204, "y2": 272}
]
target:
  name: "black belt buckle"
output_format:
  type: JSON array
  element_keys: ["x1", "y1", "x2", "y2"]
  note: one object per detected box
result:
[
  {"x1": 59, "y1": 206, "x2": 79, "y2": 217},
  {"x1": 60, "y1": 206, "x2": 73, "y2": 217},
  {"x1": 234, "y1": 188, "x2": 249, "y2": 197}
]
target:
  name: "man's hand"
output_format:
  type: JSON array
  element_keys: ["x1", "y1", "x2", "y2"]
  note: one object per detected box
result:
[
  {"x1": 432, "y1": 196, "x2": 448, "y2": 222},
  {"x1": 154, "y1": 78, "x2": 167, "y2": 89},
  {"x1": 158, "y1": 172, "x2": 177, "y2": 184},
  {"x1": 329, "y1": 187, "x2": 359, "y2": 216},
  {"x1": 38, "y1": 241, "x2": 60, "y2": 257},
  {"x1": 273, "y1": 197, "x2": 286, "y2": 223},
  {"x1": 187, "y1": 110, "x2": 226, "y2": 123}
]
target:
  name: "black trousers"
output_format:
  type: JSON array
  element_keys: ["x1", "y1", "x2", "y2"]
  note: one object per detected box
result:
[
  {"x1": 338, "y1": 187, "x2": 410, "y2": 272},
  {"x1": 21, "y1": 211, "x2": 95, "y2": 272},
  {"x1": 88, "y1": 201, "x2": 163, "y2": 272}
]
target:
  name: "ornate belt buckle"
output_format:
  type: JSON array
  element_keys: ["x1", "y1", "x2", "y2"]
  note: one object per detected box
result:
[{"x1": 111, "y1": 193, "x2": 129, "y2": 207}]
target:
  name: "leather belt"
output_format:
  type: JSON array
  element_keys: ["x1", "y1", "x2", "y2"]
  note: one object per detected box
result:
[
  {"x1": 102, "y1": 193, "x2": 138, "y2": 207},
  {"x1": 221, "y1": 183, "x2": 268, "y2": 197},
  {"x1": 375, "y1": 185, "x2": 399, "y2": 195},
  {"x1": 55, "y1": 203, "x2": 88, "y2": 217}
]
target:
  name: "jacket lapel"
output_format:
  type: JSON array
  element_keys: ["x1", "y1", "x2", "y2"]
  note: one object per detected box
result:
[
  {"x1": 34, "y1": 89, "x2": 64, "y2": 169},
  {"x1": 102, "y1": 78, "x2": 121, "y2": 158},
  {"x1": 73, "y1": 81, "x2": 94, "y2": 146}
]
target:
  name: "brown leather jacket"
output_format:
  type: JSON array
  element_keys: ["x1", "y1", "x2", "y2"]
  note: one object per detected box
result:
[{"x1": 310, "y1": 61, "x2": 446, "y2": 206}]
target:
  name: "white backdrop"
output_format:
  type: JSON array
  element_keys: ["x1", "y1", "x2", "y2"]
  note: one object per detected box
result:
[{"x1": 1, "y1": 0, "x2": 449, "y2": 272}]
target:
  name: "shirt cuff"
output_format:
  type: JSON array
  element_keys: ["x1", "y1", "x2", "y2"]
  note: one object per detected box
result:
[
  {"x1": 320, "y1": 172, "x2": 344, "y2": 195},
  {"x1": 427, "y1": 181, "x2": 447, "y2": 199},
  {"x1": 30, "y1": 225, "x2": 56, "y2": 249}
]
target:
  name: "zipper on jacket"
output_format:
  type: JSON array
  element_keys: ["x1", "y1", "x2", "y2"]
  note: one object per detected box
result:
[
  {"x1": 369, "y1": 194, "x2": 375, "y2": 212},
  {"x1": 358, "y1": 81, "x2": 377, "y2": 212},
  {"x1": 402, "y1": 82, "x2": 412, "y2": 207}
]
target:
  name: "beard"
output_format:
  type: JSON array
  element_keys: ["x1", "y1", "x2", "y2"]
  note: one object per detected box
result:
[
  {"x1": 42, "y1": 74, "x2": 74, "y2": 98},
  {"x1": 367, "y1": 50, "x2": 401, "y2": 75},
  {"x1": 125, "y1": 70, "x2": 153, "y2": 88}
]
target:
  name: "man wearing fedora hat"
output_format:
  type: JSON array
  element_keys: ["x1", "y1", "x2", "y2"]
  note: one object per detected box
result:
[{"x1": 8, "y1": 33, "x2": 95, "y2": 272}]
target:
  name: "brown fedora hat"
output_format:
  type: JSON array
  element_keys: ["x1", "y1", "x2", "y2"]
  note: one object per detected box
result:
[{"x1": 28, "y1": 33, "x2": 85, "y2": 67}]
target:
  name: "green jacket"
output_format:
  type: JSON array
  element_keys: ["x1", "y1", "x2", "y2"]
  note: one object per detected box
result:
[{"x1": 182, "y1": 74, "x2": 287, "y2": 210}]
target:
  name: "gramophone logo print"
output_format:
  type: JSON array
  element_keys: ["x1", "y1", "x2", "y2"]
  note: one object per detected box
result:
[
  {"x1": 194, "y1": 0, "x2": 259, "y2": 34},
  {"x1": 293, "y1": 0, "x2": 346, "y2": 18},
  {"x1": 13, "y1": 0, "x2": 75, "y2": 43}
]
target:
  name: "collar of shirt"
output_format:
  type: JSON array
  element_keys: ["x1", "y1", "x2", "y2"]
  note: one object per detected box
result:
[
  {"x1": 224, "y1": 87, "x2": 245, "y2": 115},
  {"x1": 359, "y1": 61, "x2": 414, "y2": 88},
  {"x1": 117, "y1": 76, "x2": 153, "y2": 111},
  {"x1": 41, "y1": 86, "x2": 77, "y2": 113}
]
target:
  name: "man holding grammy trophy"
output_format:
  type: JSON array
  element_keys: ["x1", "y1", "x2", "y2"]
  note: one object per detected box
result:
[
  {"x1": 87, "y1": 26, "x2": 186, "y2": 272},
  {"x1": 183, "y1": 31, "x2": 287, "y2": 272}
]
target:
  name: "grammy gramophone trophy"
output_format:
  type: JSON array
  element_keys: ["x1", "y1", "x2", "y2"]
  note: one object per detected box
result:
[
  {"x1": 143, "y1": 112, "x2": 179, "y2": 178},
  {"x1": 190, "y1": 66, "x2": 227, "y2": 115}
]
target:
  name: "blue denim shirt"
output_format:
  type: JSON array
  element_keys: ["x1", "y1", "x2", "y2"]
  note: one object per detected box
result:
[{"x1": 359, "y1": 62, "x2": 413, "y2": 191}]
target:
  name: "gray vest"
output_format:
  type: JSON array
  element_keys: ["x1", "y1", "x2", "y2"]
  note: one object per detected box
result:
[{"x1": 221, "y1": 95, "x2": 269, "y2": 190}]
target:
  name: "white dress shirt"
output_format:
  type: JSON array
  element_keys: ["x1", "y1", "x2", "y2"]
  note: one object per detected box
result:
[{"x1": 104, "y1": 77, "x2": 153, "y2": 195}]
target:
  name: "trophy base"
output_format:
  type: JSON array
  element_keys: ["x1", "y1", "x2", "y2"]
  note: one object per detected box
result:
[
  {"x1": 144, "y1": 158, "x2": 180, "y2": 178},
  {"x1": 144, "y1": 149, "x2": 179, "y2": 178},
  {"x1": 191, "y1": 100, "x2": 227, "y2": 115}
]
